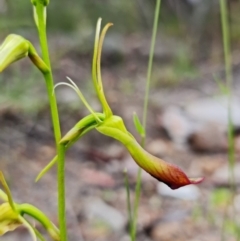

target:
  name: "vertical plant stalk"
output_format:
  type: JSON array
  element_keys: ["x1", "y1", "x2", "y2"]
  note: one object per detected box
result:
[
  {"x1": 123, "y1": 169, "x2": 133, "y2": 238},
  {"x1": 219, "y1": 1, "x2": 239, "y2": 240},
  {"x1": 34, "y1": 3, "x2": 67, "y2": 241},
  {"x1": 131, "y1": 1, "x2": 161, "y2": 240},
  {"x1": 220, "y1": 0, "x2": 235, "y2": 192}
]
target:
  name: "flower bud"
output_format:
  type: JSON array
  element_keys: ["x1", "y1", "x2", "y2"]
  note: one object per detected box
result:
[
  {"x1": 0, "y1": 34, "x2": 29, "y2": 72},
  {"x1": 0, "y1": 34, "x2": 49, "y2": 74}
]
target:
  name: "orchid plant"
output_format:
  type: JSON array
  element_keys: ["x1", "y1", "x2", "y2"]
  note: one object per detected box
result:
[
  {"x1": 37, "y1": 18, "x2": 203, "y2": 189},
  {"x1": 0, "y1": 0, "x2": 203, "y2": 240}
]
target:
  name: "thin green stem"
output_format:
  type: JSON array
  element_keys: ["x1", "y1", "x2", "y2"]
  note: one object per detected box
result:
[
  {"x1": 142, "y1": 0, "x2": 161, "y2": 131},
  {"x1": 220, "y1": 0, "x2": 232, "y2": 87},
  {"x1": 57, "y1": 144, "x2": 67, "y2": 240},
  {"x1": 123, "y1": 169, "x2": 133, "y2": 239},
  {"x1": 220, "y1": 0, "x2": 238, "y2": 239},
  {"x1": 131, "y1": 1, "x2": 161, "y2": 241},
  {"x1": 131, "y1": 167, "x2": 142, "y2": 241},
  {"x1": 34, "y1": 3, "x2": 67, "y2": 241},
  {"x1": 35, "y1": 4, "x2": 61, "y2": 143},
  {"x1": 220, "y1": 0, "x2": 235, "y2": 192}
]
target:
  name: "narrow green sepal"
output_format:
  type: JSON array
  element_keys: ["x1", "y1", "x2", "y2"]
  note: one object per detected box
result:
[
  {"x1": 36, "y1": 113, "x2": 106, "y2": 181},
  {"x1": 60, "y1": 113, "x2": 105, "y2": 145}
]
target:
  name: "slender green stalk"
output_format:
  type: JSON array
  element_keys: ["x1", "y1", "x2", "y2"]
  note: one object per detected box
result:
[
  {"x1": 131, "y1": 1, "x2": 161, "y2": 240},
  {"x1": 123, "y1": 169, "x2": 133, "y2": 238},
  {"x1": 131, "y1": 167, "x2": 142, "y2": 241},
  {"x1": 34, "y1": 3, "x2": 67, "y2": 240},
  {"x1": 142, "y1": 0, "x2": 161, "y2": 131},
  {"x1": 220, "y1": 0, "x2": 235, "y2": 193},
  {"x1": 219, "y1": 1, "x2": 239, "y2": 240},
  {"x1": 57, "y1": 144, "x2": 67, "y2": 240}
]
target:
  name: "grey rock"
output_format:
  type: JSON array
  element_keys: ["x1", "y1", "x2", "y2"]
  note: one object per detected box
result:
[
  {"x1": 161, "y1": 106, "x2": 195, "y2": 145},
  {"x1": 84, "y1": 198, "x2": 126, "y2": 231},
  {"x1": 188, "y1": 122, "x2": 227, "y2": 152},
  {"x1": 185, "y1": 96, "x2": 240, "y2": 127}
]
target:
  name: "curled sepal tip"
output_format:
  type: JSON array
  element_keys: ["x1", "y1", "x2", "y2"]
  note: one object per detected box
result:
[
  {"x1": 136, "y1": 152, "x2": 204, "y2": 189},
  {"x1": 0, "y1": 34, "x2": 49, "y2": 74}
]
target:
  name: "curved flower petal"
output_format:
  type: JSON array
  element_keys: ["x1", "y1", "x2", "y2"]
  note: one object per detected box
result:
[
  {"x1": 97, "y1": 121, "x2": 203, "y2": 190},
  {"x1": 130, "y1": 145, "x2": 203, "y2": 189}
]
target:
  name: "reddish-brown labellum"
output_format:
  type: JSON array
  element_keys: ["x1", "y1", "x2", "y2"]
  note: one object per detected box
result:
[{"x1": 132, "y1": 152, "x2": 203, "y2": 189}]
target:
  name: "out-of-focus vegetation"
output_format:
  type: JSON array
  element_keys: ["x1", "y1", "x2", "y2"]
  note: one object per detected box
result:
[
  {"x1": 1, "y1": 0, "x2": 240, "y2": 59},
  {"x1": 0, "y1": 0, "x2": 239, "y2": 36},
  {"x1": 1, "y1": 0, "x2": 240, "y2": 112}
]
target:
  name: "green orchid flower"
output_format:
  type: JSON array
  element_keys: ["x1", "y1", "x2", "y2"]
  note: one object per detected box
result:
[
  {"x1": 36, "y1": 18, "x2": 203, "y2": 189},
  {"x1": 0, "y1": 172, "x2": 59, "y2": 240}
]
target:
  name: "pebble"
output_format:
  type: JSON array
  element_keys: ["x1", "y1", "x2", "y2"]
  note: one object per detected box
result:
[
  {"x1": 188, "y1": 123, "x2": 227, "y2": 152},
  {"x1": 84, "y1": 198, "x2": 126, "y2": 231},
  {"x1": 161, "y1": 106, "x2": 194, "y2": 145}
]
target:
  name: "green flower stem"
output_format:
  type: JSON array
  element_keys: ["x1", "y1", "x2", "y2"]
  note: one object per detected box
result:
[
  {"x1": 34, "y1": 3, "x2": 67, "y2": 241},
  {"x1": 131, "y1": 1, "x2": 161, "y2": 241},
  {"x1": 17, "y1": 203, "x2": 59, "y2": 240},
  {"x1": 219, "y1": 1, "x2": 238, "y2": 239},
  {"x1": 142, "y1": 0, "x2": 161, "y2": 132},
  {"x1": 220, "y1": 0, "x2": 235, "y2": 190},
  {"x1": 123, "y1": 169, "x2": 133, "y2": 236}
]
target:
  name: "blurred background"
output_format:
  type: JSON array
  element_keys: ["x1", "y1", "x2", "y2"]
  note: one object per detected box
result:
[{"x1": 1, "y1": 0, "x2": 240, "y2": 240}]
